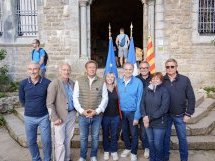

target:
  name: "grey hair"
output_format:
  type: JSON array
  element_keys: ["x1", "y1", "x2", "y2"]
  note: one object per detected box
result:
[
  {"x1": 123, "y1": 62, "x2": 134, "y2": 69},
  {"x1": 165, "y1": 58, "x2": 178, "y2": 66},
  {"x1": 59, "y1": 63, "x2": 71, "y2": 70},
  {"x1": 28, "y1": 61, "x2": 40, "y2": 68}
]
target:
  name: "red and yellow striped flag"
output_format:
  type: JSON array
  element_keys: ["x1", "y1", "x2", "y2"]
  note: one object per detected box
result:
[{"x1": 146, "y1": 36, "x2": 155, "y2": 74}]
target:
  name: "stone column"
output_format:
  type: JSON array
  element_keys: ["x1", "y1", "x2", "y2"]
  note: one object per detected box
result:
[
  {"x1": 148, "y1": 0, "x2": 155, "y2": 45},
  {"x1": 0, "y1": 0, "x2": 16, "y2": 43},
  {"x1": 141, "y1": 0, "x2": 148, "y2": 57},
  {"x1": 87, "y1": 5, "x2": 91, "y2": 58},
  {"x1": 80, "y1": 0, "x2": 88, "y2": 59}
]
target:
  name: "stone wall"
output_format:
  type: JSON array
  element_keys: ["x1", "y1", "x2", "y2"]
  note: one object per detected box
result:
[
  {"x1": 0, "y1": 0, "x2": 214, "y2": 88},
  {"x1": 0, "y1": 45, "x2": 31, "y2": 80},
  {"x1": 0, "y1": 94, "x2": 19, "y2": 114},
  {"x1": 39, "y1": 0, "x2": 83, "y2": 78},
  {"x1": 155, "y1": 0, "x2": 215, "y2": 88},
  {"x1": 0, "y1": 0, "x2": 84, "y2": 81}
]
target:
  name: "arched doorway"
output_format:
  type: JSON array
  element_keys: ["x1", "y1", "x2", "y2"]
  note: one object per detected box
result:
[{"x1": 90, "y1": 0, "x2": 143, "y2": 67}]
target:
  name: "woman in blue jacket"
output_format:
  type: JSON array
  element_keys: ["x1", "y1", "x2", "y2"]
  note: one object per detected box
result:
[{"x1": 142, "y1": 72, "x2": 170, "y2": 161}]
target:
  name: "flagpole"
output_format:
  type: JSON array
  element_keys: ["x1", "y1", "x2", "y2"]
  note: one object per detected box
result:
[
  {"x1": 104, "y1": 23, "x2": 119, "y2": 78},
  {"x1": 130, "y1": 22, "x2": 133, "y2": 38},
  {"x1": 108, "y1": 23, "x2": 111, "y2": 39}
]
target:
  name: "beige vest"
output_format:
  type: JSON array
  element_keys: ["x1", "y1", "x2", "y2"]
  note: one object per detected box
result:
[{"x1": 78, "y1": 76, "x2": 104, "y2": 110}]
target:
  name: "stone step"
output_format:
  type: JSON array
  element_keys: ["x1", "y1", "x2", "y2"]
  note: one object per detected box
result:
[
  {"x1": 14, "y1": 108, "x2": 42, "y2": 134},
  {"x1": 195, "y1": 92, "x2": 205, "y2": 107},
  {"x1": 71, "y1": 134, "x2": 215, "y2": 150},
  {"x1": 4, "y1": 113, "x2": 215, "y2": 150},
  {"x1": 188, "y1": 98, "x2": 215, "y2": 124},
  {"x1": 171, "y1": 135, "x2": 215, "y2": 150},
  {"x1": 14, "y1": 108, "x2": 24, "y2": 122},
  {"x1": 172, "y1": 110, "x2": 215, "y2": 136},
  {"x1": 71, "y1": 134, "x2": 145, "y2": 149},
  {"x1": 4, "y1": 114, "x2": 42, "y2": 148},
  {"x1": 14, "y1": 108, "x2": 88, "y2": 135},
  {"x1": 15, "y1": 104, "x2": 215, "y2": 137}
]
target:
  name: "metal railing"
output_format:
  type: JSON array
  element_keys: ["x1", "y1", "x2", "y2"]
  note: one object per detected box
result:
[
  {"x1": 198, "y1": 0, "x2": 215, "y2": 34},
  {"x1": 16, "y1": 0, "x2": 38, "y2": 36}
]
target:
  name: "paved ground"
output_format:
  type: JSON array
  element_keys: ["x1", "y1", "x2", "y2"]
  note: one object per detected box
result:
[{"x1": 0, "y1": 128, "x2": 215, "y2": 161}]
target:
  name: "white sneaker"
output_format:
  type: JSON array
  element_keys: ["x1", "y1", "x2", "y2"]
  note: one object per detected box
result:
[
  {"x1": 104, "y1": 152, "x2": 110, "y2": 160},
  {"x1": 120, "y1": 149, "x2": 131, "y2": 157},
  {"x1": 78, "y1": 158, "x2": 86, "y2": 161},
  {"x1": 144, "y1": 148, "x2": 149, "y2": 159},
  {"x1": 130, "y1": 153, "x2": 138, "y2": 161},
  {"x1": 111, "y1": 152, "x2": 119, "y2": 161},
  {"x1": 90, "y1": 156, "x2": 97, "y2": 161}
]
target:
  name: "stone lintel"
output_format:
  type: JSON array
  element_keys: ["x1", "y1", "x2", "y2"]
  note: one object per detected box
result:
[{"x1": 79, "y1": 0, "x2": 89, "y2": 7}]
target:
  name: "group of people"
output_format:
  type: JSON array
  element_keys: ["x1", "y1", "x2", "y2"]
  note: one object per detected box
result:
[{"x1": 19, "y1": 39, "x2": 196, "y2": 161}]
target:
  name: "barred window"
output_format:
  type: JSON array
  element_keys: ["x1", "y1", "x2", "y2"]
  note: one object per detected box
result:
[
  {"x1": 0, "y1": 0, "x2": 3, "y2": 36},
  {"x1": 16, "y1": 0, "x2": 38, "y2": 36},
  {"x1": 198, "y1": 0, "x2": 215, "y2": 34}
]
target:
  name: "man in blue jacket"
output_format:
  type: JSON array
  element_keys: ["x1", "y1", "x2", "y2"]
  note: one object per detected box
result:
[
  {"x1": 118, "y1": 62, "x2": 143, "y2": 161},
  {"x1": 19, "y1": 61, "x2": 51, "y2": 161},
  {"x1": 163, "y1": 58, "x2": 195, "y2": 161}
]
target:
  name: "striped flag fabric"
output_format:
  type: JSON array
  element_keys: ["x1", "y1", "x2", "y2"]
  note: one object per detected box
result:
[
  {"x1": 146, "y1": 36, "x2": 155, "y2": 74},
  {"x1": 127, "y1": 37, "x2": 138, "y2": 76}
]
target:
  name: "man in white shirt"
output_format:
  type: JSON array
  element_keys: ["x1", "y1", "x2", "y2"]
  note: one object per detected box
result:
[{"x1": 73, "y1": 60, "x2": 108, "y2": 161}]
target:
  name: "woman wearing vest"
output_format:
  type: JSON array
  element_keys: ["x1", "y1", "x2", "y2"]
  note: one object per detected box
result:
[
  {"x1": 142, "y1": 72, "x2": 170, "y2": 161},
  {"x1": 102, "y1": 72, "x2": 121, "y2": 161}
]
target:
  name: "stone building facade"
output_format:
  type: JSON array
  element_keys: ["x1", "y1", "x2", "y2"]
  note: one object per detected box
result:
[{"x1": 0, "y1": 0, "x2": 214, "y2": 88}]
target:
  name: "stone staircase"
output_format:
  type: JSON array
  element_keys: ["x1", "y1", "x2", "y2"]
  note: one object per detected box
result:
[{"x1": 4, "y1": 93, "x2": 215, "y2": 150}]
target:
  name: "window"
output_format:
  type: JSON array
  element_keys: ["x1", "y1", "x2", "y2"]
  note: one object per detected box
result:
[
  {"x1": 16, "y1": 0, "x2": 38, "y2": 36},
  {"x1": 0, "y1": 0, "x2": 3, "y2": 36},
  {"x1": 198, "y1": 0, "x2": 215, "y2": 34}
]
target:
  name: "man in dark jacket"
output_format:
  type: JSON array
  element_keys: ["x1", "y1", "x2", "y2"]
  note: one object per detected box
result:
[
  {"x1": 136, "y1": 61, "x2": 151, "y2": 159},
  {"x1": 163, "y1": 58, "x2": 195, "y2": 161}
]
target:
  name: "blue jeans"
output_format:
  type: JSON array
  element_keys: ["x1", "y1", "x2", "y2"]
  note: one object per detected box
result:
[
  {"x1": 164, "y1": 115, "x2": 188, "y2": 161},
  {"x1": 24, "y1": 114, "x2": 51, "y2": 161},
  {"x1": 139, "y1": 118, "x2": 149, "y2": 149},
  {"x1": 79, "y1": 115, "x2": 102, "y2": 159},
  {"x1": 102, "y1": 116, "x2": 120, "y2": 152},
  {"x1": 146, "y1": 127, "x2": 166, "y2": 161},
  {"x1": 121, "y1": 111, "x2": 138, "y2": 154}
]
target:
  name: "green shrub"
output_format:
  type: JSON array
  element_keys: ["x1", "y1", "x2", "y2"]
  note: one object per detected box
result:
[
  {"x1": 0, "y1": 115, "x2": 6, "y2": 127},
  {"x1": 0, "y1": 49, "x2": 6, "y2": 60},
  {"x1": 203, "y1": 86, "x2": 215, "y2": 95},
  {"x1": 0, "y1": 92, "x2": 6, "y2": 98},
  {"x1": 0, "y1": 49, "x2": 18, "y2": 92}
]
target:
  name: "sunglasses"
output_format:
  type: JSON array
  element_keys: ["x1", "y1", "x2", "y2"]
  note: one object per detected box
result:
[
  {"x1": 140, "y1": 67, "x2": 149, "y2": 70},
  {"x1": 166, "y1": 66, "x2": 175, "y2": 69}
]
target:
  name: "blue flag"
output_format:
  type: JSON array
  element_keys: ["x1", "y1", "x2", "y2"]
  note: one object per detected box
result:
[
  {"x1": 104, "y1": 38, "x2": 118, "y2": 78},
  {"x1": 127, "y1": 37, "x2": 138, "y2": 76}
]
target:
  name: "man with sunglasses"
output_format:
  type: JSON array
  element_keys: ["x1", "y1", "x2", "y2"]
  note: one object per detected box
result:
[
  {"x1": 136, "y1": 61, "x2": 151, "y2": 159},
  {"x1": 163, "y1": 58, "x2": 195, "y2": 161}
]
